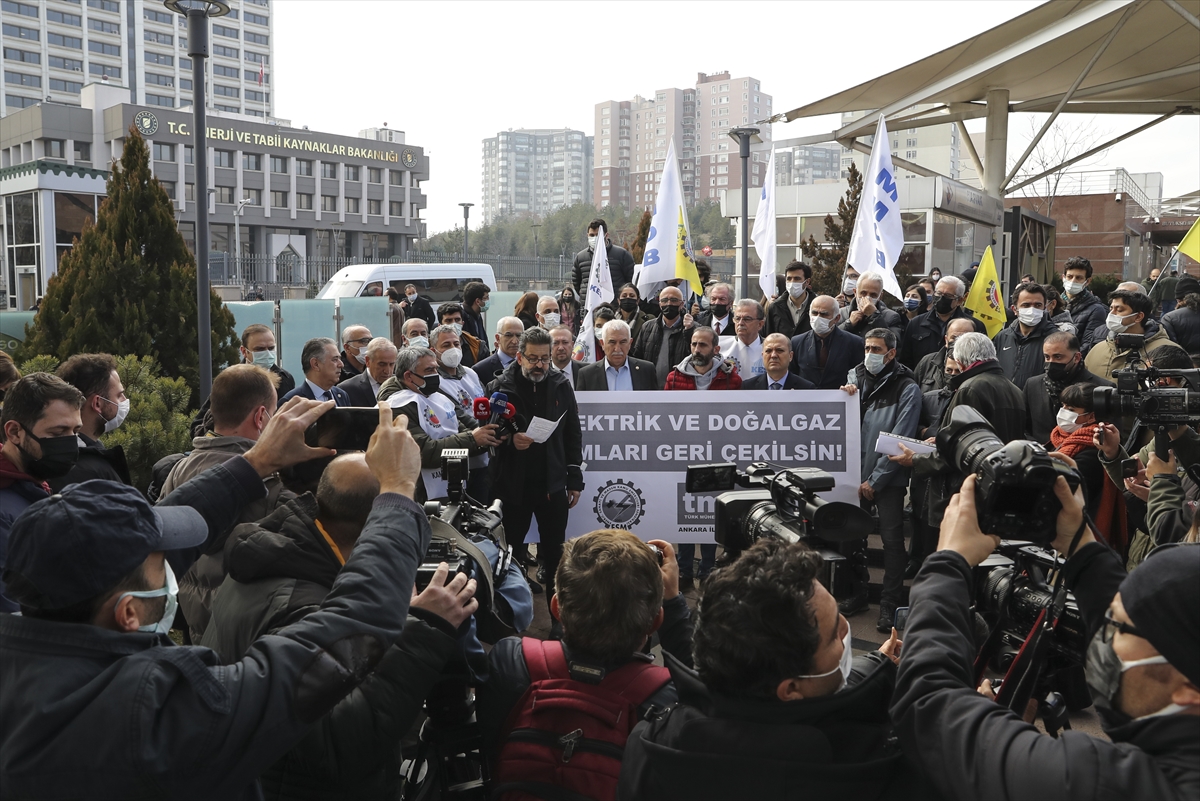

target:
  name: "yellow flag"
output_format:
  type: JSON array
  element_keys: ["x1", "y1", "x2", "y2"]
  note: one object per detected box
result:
[
  {"x1": 963, "y1": 246, "x2": 1005, "y2": 340},
  {"x1": 1179, "y1": 217, "x2": 1200, "y2": 264},
  {"x1": 675, "y1": 208, "x2": 701, "y2": 290}
]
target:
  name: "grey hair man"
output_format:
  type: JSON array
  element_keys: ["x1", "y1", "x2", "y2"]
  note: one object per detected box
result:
[
  {"x1": 339, "y1": 325, "x2": 373, "y2": 382},
  {"x1": 898, "y1": 275, "x2": 985, "y2": 369}
]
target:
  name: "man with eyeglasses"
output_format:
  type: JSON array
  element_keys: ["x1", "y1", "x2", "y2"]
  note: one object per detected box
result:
[
  {"x1": 719, "y1": 298, "x2": 767, "y2": 379},
  {"x1": 898, "y1": 276, "x2": 986, "y2": 370},
  {"x1": 473, "y1": 317, "x2": 525, "y2": 386},
  {"x1": 892, "y1": 466, "x2": 1200, "y2": 800},
  {"x1": 339, "y1": 325, "x2": 373, "y2": 383},
  {"x1": 632, "y1": 285, "x2": 696, "y2": 388},
  {"x1": 487, "y1": 327, "x2": 584, "y2": 636}
]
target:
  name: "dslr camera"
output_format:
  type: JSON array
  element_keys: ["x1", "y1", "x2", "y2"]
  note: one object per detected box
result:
[
  {"x1": 684, "y1": 462, "x2": 874, "y2": 555},
  {"x1": 937, "y1": 406, "x2": 1080, "y2": 543}
]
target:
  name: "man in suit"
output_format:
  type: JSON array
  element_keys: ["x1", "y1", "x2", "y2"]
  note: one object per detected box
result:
[
  {"x1": 281, "y1": 338, "x2": 351, "y2": 406},
  {"x1": 575, "y1": 319, "x2": 658, "y2": 391},
  {"x1": 743, "y1": 334, "x2": 815, "y2": 390},
  {"x1": 339, "y1": 325, "x2": 372, "y2": 383},
  {"x1": 549, "y1": 324, "x2": 578, "y2": 387},
  {"x1": 1024, "y1": 331, "x2": 1111, "y2": 442},
  {"x1": 695, "y1": 283, "x2": 734, "y2": 337},
  {"x1": 337, "y1": 337, "x2": 397, "y2": 406},
  {"x1": 238, "y1": 324, "x2": 295, "y2": 402},
  {"x1": 472, "y1": 317, "x2": 524, "y2": 389},
  {"x1": 790, "y1": 296, "x2": 865, "y2": 390}
]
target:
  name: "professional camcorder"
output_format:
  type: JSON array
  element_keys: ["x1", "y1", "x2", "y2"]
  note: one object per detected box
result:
[
  {"x1": 1093, "y1": 352, "x2": 1200, "y2": 458},
  {"x1": 936, "y1": 406, "x2": 1080, "y2": 544},
  {"x1": 684, "y1": 462, "x2": 874, "y2": 556}
]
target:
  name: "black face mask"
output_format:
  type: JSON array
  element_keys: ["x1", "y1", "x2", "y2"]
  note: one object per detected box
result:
[
  {"x1": 561, "y1": 294, "x2": 575, "y2": 306},
  {"x1": 618, "y1": 298, "x2": 639, "y2": 313},
  {"x1": 710, "y1": 303, "x2": 729, "y2": 319},
  {"x1": 1045, "y1": 361, "x2": 1078, "y2": 382},
  {"x1": 415, "y1": 373, "x2": 441, "y2": 397},
  {"x1": 661, "y1": 305, "x2": 681, "y2": 321},
  {"x1": 934, "y1": 295, "x2": 955, "y2": 315},
  {"x1": 19, "y1": 426, "x2": 80, "y2": 480}
]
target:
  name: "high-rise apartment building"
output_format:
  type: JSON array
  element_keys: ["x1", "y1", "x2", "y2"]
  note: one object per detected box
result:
[
  {"x1": 774, "y1": 143, "x2": 841, "y2": 186},
  {"x1": 594, "y1": 72, "x2": 771, "y2": 211},
  {"x1": 359, "y1": 126, "x2": 405, "y2": 144},
  {"x1": 837, "y1": 105, "x2": 960, "y2": 181},
  {"x1": 2, "y1": 0, "x2": 273, "y2": 118},
  {"x1": 480, "y1": 128, "x2": 592, "y2": 223}
]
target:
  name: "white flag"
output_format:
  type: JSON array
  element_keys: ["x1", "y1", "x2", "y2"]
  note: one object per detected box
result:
[
  {"x1": 572, "y1": 225, "x2": 613, "y2": 362},
  {"x1": 847, "y1": 114, "x2": 904, "y2": 300},
  {"x1": 636, "y1": 140, "x2": 701, "y2": 301},
  {"x1": 750, "y1": 148, "x2": 777, "y2": 301}
]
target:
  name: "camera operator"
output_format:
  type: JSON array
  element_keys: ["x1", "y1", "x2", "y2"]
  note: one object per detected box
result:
[
  {"x1": 0, "y1": 401, "x2": 443, "y2": 798},
  {"x1": 1145, "y1": 448, "x2": 1199, "y2": 547},
  {"x1": 201, "y1": 453, "x2": 476, "y2": 800},
  {"x1": 891, "y1": 470, "x2": 1200, "y2": 800},
  {"x1": 619, "y1": 539, "x2": 920, "y2": 799}
]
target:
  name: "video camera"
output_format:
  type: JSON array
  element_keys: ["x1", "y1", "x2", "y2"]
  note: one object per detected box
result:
[
  {"x1": 1093, "y1": 351, "x2": 1200, "y2": 459},
  {"x1": 936, "y1": 406, "x2": 1080, "y2": 544},
  {"x1": 684, "y1": 462, "x2": 874, "y2": 556}
]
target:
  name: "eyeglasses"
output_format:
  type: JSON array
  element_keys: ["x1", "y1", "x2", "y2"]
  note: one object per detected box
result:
[
  {"x1": 1101, "y1": 609, "x2": 1146, "y2": 643},
  {"x1": 499, "y1": 332, "x2": 523, "y2": 340},
  {"x1": 733, "y1": 315, "x2": 761, "y2": 324},
  {"x1": 521, "y1": 354, "x2": 551, "y2": 365},
  {"x1": 347, "y1": 337, "x2": 372, "y2": 346}
]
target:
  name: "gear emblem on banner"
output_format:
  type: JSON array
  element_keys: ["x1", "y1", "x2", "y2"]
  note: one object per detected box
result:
[{"x1": 593, "y1": 479, "x2": 646, "y2": 530}]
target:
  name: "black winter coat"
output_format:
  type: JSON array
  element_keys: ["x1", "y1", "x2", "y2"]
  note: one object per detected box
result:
[
  {"x1": 898, "y1": 307, "x2": 986, "y2": 369},
  {"x1": 892, "y1": 545, "x2": 1200, "y2": 800},
  {"x1": 571, "y1": 242, "x2": 635, "y2": 295},
  {"x1": 1023, "y1": 367, "x2": 1112, "y2": 443},
  {"x1": 1162, "y1": 303, "x2": 1200, "y2": 354},
  {"x1": 47, "y1": 434, "x2": 131, "y2": 492},
  {"x1": 913, "y1": 346, "x2": 950, "y2": 394},
  {"x1": 993, "y1": 314, "x2": 1059, "y2": 390},
  {"x1": 763, "y1": 292, "x2": 813, "y2": 340},
  {"x1": 1067, "y1": 288, "x2": 1108, "y2": 353},
  {"x1": 486, "y1": 361, "x2": 583, "y2": 497},
  {"x1": 631, "y1": 316, "x2": 693, "y2": 384},
  {"x1": 840, "y1": 305, "x2": 905, "y2": 343},
  {"x1": 202, "y1": 494, "x2": 458, "y2": 801}
]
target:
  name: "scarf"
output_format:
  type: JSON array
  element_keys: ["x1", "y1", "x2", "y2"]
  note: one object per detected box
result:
[{"x1": 1049, "y1": 423, "x2": 1098, "y2": 458}]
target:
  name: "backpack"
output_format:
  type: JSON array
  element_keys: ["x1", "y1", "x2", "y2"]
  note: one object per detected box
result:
[{"x1": 491, "y1": 637, "x2": 671, "y2": 801}]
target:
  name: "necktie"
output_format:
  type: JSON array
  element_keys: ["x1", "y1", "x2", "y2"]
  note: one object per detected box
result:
[
  {"x1": 324, "y1": 390, "x2": 333, "y2": 402},
  {"x1": 770, "y1": 382, "x2": 782, "y2": 390},
  {"x1": 818, "y1": 337, "x2": 829, "y2": 370},
  {"x1": 714, "y1": 320, "x2": 722, "y2": 336}
]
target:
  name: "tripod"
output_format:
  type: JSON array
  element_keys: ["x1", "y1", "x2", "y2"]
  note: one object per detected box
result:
[{"x1": 403, "y1": 667, "x2": 487, "y2": 801}]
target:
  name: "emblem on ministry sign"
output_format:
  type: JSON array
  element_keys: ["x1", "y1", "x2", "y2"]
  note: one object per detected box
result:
[
  {"x1": 593, "y1": 479, "x2": 646, "y2": 530},
  {"x1": 134, "y1": 111, "x2": 159, "y2": 136},
  {"x1": 401, "y1": 149, "x2": 416, "y2": 168}
]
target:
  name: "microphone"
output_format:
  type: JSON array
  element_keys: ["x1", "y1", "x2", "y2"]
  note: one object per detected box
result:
[
  {"x1": 487, "y1": 392, "x2": 509, "y2": 427},
  {"x1": 472, "y1": 397, "x2": 491, "y2": 422}
]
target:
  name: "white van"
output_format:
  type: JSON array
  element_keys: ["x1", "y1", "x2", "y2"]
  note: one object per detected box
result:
[{"x1": 315, "y1": 263, "x2": 497, "y2": 312}]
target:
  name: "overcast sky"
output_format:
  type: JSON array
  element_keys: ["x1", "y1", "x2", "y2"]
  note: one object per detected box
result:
[{"x1": 274, "y1": 0, "x2": 1199, "y2": 234}]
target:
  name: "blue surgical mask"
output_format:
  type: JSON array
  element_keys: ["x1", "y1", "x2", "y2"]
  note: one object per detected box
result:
[
  {"x1": 407, "y1": 335, "x2": 429, "y2": 350},
  {"x1": 481, "y1": 299, "x2": 492, "y2": 313},
  {"x1": 251, "y1": 348, "x2": 276, "y2": 369},
  {"x1": 864, "y1": 353, "x2": 887, "y2": 375},
  {"x1": 118, "y1": 560, "x2": 178, "y2": 637},
  {"x1": 903, "y1": 297, "x2": 921, "y2": 311}
]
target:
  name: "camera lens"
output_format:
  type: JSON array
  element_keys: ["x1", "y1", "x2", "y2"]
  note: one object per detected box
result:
[{"x1": 937, "y1": 406, "x2": 1005, "y2": 476}]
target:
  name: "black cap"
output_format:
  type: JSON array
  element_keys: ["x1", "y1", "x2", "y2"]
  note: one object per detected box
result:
[
  {"x1": 961, "y1": 267, "x2": 978, "y2": 284},
  {"x1": 1175, "y1": 276, "x2": 1199, "y2": 299},
  {"x1": 1121, "y1": 544, "x2": 1200, "y2": 687},
  {"x1": 3, "y1": 480, "x2": 208, "y2": 611}
]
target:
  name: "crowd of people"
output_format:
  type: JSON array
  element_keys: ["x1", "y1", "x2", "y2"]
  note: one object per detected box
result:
[{"x1": 0, "y1": 219, "x2": 1196, "y2": 800}]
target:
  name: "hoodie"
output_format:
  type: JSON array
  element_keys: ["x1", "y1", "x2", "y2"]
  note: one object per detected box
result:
[
  {"x1": 664, "y1": 356, "x2": 742, "y2": 391},
  {"x1": 0, "y1": 452, "x2": 51, "y2": 612}
]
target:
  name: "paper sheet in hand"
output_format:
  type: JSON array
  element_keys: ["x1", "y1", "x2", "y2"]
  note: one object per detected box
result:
[
  {"x1": 526, "y1": 414, "x2": 563, "y2": 444},
  {"x1": 875, "y1": 432, "x2": 936, "y2": 457}
]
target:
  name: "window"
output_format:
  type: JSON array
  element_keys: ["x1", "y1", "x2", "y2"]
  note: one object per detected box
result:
[
  {"x1": 212, "y1": 44, "x2": 238, "y2": 58},
  {"x1": 369, "y1": 199, "x2": 382, "y2": 215},
  {"x1": 185, "y1": 183, "x2": 194, "y2": 201},
  {"x1": 88, "y1": 63, "x2": 119, "y2": 78},
  {"x1": 243, "y1": 89, "x2": 267, "y2": 103},
  {"x1": 213, "y1": 150, "x2": 234, "y2": 168},
  {"x1": 180, "y1": 57, "x2": 191, "y2": 69},
  {"x1": 144, "y1": 31, "x2": 173, "y2": 45},
  {"x1": 214, "y1": 186, "x2": 234, "y2": 204},
  {"x1": 146, "y1": 94, "x2": 174, "y2": 107},
  {"x1": 184, "y1": 145, "x2": 193, "y2": 164},
  {"x1": 5, "y1": 94, "x2": 36, "y2": 108},
  {"x1": 245, "y1": 31, "x2": 268, "y2": 45},
  {"x1": 296, "y1": 159, "x2": 313, "y2": 176},
  {"x1": 4, "y1": 71, "x2": 40, "y2": 88},
  {"x1": 212, "y1": 64, "x2": 239, "y2": 77},
  {"x1": 345, "y1": 197, "x2": 359, "y2": 213},
  {"x1": 245, "y1": 51, "x2": 268, "y2": 64},
  {"x1": 389, "y1": 170, "x2": 403, "y2": 186},
  {"x1": 271, "y1": 190, "x2": 288, "y2": 208},
  {"x1": 87, "y1": 0, "x2": 118, "y2": 10},
  {"x1": 45, "y1": 139, "x2": 66, "y2": 158},
  {"x1": 145, "y1": 52, "x2": 173, "y2": 65},
  {"x1": 2, "y1": 24, "x2": 38, "y2": 41},
  {"x1": 213, "y1": 84, "x2": 239, "y2": 98},
  {"x1": 214, "y1": 103, "x2": 239, "y2": 113},
  {"x1": 179, "y1": 77, "x2": 192, "y2": 90},
  {"x1": 297, "y1": 193, "x2": 313, "y2": 210},
  {"x1": 152, "y1": 143, "x2": 175, "y2": 161},
  {"x1": 243, "y1": 153, "x2": 261, "y2": 171},
  {"x1": 144, "y1": 9, "x2": 173, "y2": 23},
  {"x1": 47, "y1": 10, "x2": 82, "y2": 26},
  {"x1": 245, "y1": 11, "x2": 269, "y2": 25},
  {"x1": 321, "y1": 162, "x2": 337, "y2": 179},
  {"x1": 344, "y1": 165, "x2": 360, "y2": 182},
  {"x1": 88, "y1": 40, "x2": 118, "y2": 55},
  {"x1": 88, "y1": 18, "x2": 119, "y2": 33},
  {"x1": 74, "y1": 141, "x2": 90, "y2": 161},
  {"x1": 213, "y1": 24, "x2": 239, "y2": 39},
  {"x1": 145, "y1": 73, "x2": 173, "y2": 86},
  {"x1": 244, "y1": 69, "x2": 268, "y2": 83},
  {"x1": 244, "y1": 188, "x2": 262, "y2": 206},
  {"x1": 270, "y1": 155, "x2": 288, "y2": 173},
  {"x1": 4, "y1": 47, "x2": 38, "y2": 64},
  {"x1": 321, "y1": 196, "x2": 337, "y2": 212},
  {"x1": 2, "y1": 1, "x2": 38, "y2": 17},
  {"x1": 368, "y1": 167, "x2": 381, "y2": 183},
  {"x1": 161, "y1": 181, "x2": 176, "y2": 200},
  {"x1": 390, "y1": 200, "x2": 404, "y2": 216}
]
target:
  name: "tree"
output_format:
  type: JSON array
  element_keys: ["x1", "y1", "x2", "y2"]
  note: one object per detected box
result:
[
  {"x1": 19, "y1": 125, "x2": 239, "y2": 395},
  {"x1": 800, "y1": 163, "x2": 862, "y2": 296},
  {"x1": 1008, "y1": 116, "x2": 1111, "y2": 219}
]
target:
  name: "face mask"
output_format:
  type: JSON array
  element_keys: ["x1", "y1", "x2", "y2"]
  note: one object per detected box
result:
[
  {"x1": 406, "y1": 293, "x2": 417, "y2": 303},
  {"x1": 794, "y1": 627, "x2": 854, "y2": 693},
  {"x1": 903, "y1": 297, "x2": 921, "y2": 311},
  {"x1": 710, "y1": 303, "x2": 728, "y2": 319},
  {"x1": 449, "y1": 323, "x2": 463, "y2": 336},
  {"x1": 587, "y1": 235, "x2": 599, "y2": 249},
  {"x1": 250, "y1": 348, "x2": 276, "y2": 369},
  {"x1": 561, "y1": 294, "x2": 575, "y2": 305},
  {"x1": 698, "y1": 295, "x2": 711, "y2": 311},
  {"x1": 1106, "y1": 312, "x2": 1134, "y2": 334},
  {"x1": 934, "y1": 294, "x2": 955, "y2": 315},
  {"x1": 1063, "y1": 280, "x2": 1085, "y2": 296},
  {"x1": 481, "y1": 299, "x2": 492, "y2": 313},
  {"x1": 661, "y1": 304, "x2": 681, "y2": 321},
  {"x1": 1085, "y1": 632, "x2": 1183, "y2": 728},
  {"x1": 414, "y1": 372, "x2": 441, "y2": 397},
  {"x1": 118, "y1": 560, "x2": 178, "y2": 637},
  {"x1": 857, "y1": 295, "x2": 879, "y2": 312},
  {"x1": 787, "y1": 281, "x2": 807, "y2": 298},
  {"x1": 407, "y1": 335, "x2": 429, "y2": 350},
  {"x1": 19, "y1": 427, "x2": 80, "y2": 480},
  {"x1": 864, "y1": 353, "x2": 887, "y2": 375},
  {"x1": 100, "y1": 396, "x2": 131, "y2": 434},
  {"x1": 842, "y1": 277, "x2": 858, "y2": 296},
  {"x1": 441, "y1": 348, "x2": 463, "y2": 369},
  {"x1": 810, "y1": 315, "x2": 833, "y2": 335},
  {"x1": 1056, "y1": 408, "x2": 1080, "y2": 433},
  {"x1": 619, "y1": 297, "x2": 639, "y2": 313},
  {"x1": 1045, "y1": 361, "x2": 1077, "y2": 383},
  {"x1": 541, "y1": 313, "x2": 561, "y2": 328},
  {"x1": 1017, "y1": 307, "x2": 1044, "y2": 326}
]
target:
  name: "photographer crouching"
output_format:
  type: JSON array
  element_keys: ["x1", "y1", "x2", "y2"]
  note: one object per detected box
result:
[{"x1": 891, "y1": 470, "x2": 1200, "y2": 798}]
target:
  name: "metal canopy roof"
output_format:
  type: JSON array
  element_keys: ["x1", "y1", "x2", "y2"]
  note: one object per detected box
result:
[{"x1": 782, "y1": 0, "x2": 1199, "y2": 131}]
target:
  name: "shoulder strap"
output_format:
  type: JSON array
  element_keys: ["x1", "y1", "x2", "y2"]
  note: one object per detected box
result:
[
  {"x1": 521, "y1": 637, "x2": 569, "y2": 683},
  {"x1": 600, "y1": 659, "x2": 672, "y2": 707}
]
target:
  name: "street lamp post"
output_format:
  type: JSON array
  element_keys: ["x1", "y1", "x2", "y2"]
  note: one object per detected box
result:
[
  {"x1": 166, "y1": 0, "x2": 230, "y2": 403},
  {"x1": 531, "y1": 222, "x2": 542, "y2": 277},
  {"x1": 234, "y1": 196, "x2": 251, "y2": 284},
  {"x1": 459, "y1": 203, "x2": 474, "y2": 259},
  {"x1": 729, "y1": 127, "x2": 761, "y2": 301}
]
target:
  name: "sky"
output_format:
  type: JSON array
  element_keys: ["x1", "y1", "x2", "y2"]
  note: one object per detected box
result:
[{"x1": 274, "y1": 0, "x2": 1200, "y2": 234}]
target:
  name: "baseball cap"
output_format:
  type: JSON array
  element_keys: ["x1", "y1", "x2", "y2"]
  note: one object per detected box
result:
[
  {"x1": 1121, "y1": 544, "x2": 1200, "y2": 687},
  {"x1": 3, "y1": 480, "x2": 208, "y2": 611}
]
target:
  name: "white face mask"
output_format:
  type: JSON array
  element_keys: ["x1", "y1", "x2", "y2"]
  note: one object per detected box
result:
[
  {"x1": 1063, "y1": 279, "x2": 1085, "y2": 296},
  {"x1": 794, "y1": 627, "x2": 854, "y2": 693},
  {"x1": 250, "y1": 348, "x2": 276, "y2": 369},
  {"x1": 541, "y1": 312, "x2": 561, "y2": 328},
  {"x1": 1056, "y1": 408, "x2": 1081, "y2": 433},
  {"x1": 118, "y1": 560, "x2": 178, "y2": 636},
  {"x1": 449, "y1": 323, "x2": 463, "y2": 336},
  {"x1": 810, "y1": 315, "x2": 833, "y2": 335},
  {"x1": 864, "y1": 352, "x2": 887, "y2": 375},
  {"x1": 407, "y1": 335, "x2": 429, "y2": 350},
  {"x1": 99, "y1": 396, "x2": 130, "y2": 434},
  {"x1": 857, "y1": 294, "x2": 880, "y2": 311},
  {"x1": 787, "y1": 281, "x2": 807, "y2": 298},
  {"x1": 406, "y1": 293, "x2": 417, "y2": 303},
  {"x1": 587, "y1": 235, "x2": 599, "y2": 249},
  {"x1": 842, "y1": 277, "x2": 858, "y2": 295},
  {"x1": 441, "y1": 347, "x2": 463, "y2": 369},
  {"x1": 1105, "y1": 312, "x2": 1134, "y2": 334},
  {"x1": 1017, "y1": 307, "x2": 1044, "y2": 326}
]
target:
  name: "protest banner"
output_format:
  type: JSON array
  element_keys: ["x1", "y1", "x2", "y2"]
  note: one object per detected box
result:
[{"x1": 565, "y1": 391, "x2": 861, "y2": 543}]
